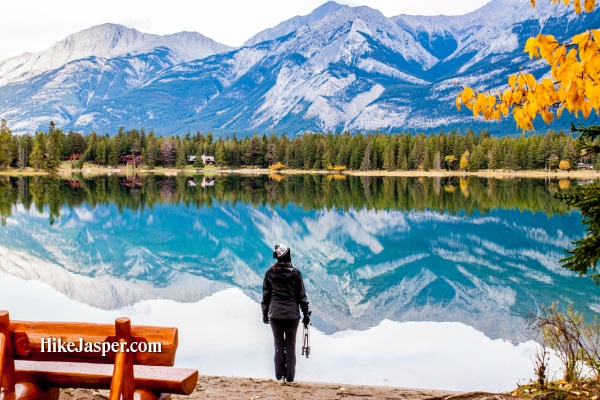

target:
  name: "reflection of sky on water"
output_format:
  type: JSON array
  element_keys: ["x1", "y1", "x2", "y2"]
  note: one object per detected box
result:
[
  {"x1": 1, "y1": 201, "x2": 596, "y2": 330},
  {"x1": 0, "y1": 195, "x2": 594, "y2": 390},
  {"x1": 0, "y1": 273, "x2": 548, "y2": 392}
]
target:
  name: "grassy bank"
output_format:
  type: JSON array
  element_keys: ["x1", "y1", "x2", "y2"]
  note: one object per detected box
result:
[{"x1": 0, "y1": 162, "x2": 598, "y2": 179}]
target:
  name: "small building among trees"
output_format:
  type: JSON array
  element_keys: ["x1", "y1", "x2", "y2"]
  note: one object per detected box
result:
[
  {"x1": 120, "y1": 154, "x2": 142, "y2": 168},
  {"x1": 201, "y1": 155, "x2": 215, "y2": 165},
  {"x1": 201, "y1": 177, "x2": 215, "y2": 187},
  {"x1": 65, "y1": 154, "x2": 82, "y2": 162}
]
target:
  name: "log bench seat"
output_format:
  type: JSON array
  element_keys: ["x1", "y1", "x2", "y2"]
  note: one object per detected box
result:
[{"x1": 0, "y1": 311, "x2": 199, "y2": 400}]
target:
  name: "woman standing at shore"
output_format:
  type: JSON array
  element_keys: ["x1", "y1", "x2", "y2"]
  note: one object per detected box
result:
[{"x1": 261, "y1": 243, "x2": 311, "y2": 386}]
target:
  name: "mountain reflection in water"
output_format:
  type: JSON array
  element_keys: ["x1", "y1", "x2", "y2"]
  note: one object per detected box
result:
[{"x1": 0, "y1": 174, "x2": 595, "y2": 345}]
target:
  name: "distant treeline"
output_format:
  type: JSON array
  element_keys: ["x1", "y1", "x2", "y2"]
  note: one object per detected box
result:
[
  {"x1": 0, "y1": 174, "x2": 575, "y2": 226},
  {"x1": 0, "y1": 121, "x2": 598, "y2": 172}
]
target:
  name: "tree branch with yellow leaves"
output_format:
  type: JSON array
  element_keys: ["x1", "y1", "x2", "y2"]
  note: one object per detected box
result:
[
  {"x1": 457, "y1": 0, "x2": 600, "y2": 283},
  {"x1": 456, "y1": 0, "x2": 599, "y2": 131}
]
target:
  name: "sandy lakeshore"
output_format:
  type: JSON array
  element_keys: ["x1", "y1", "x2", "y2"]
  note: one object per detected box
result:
[{"x1": 59, "y1": 375, "x2": 516, "y2": 400}]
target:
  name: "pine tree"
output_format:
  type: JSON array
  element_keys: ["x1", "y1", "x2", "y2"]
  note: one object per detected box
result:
[
  {"x1": 16, "y1": 135, "x2": 28, "y2": 170},
  {"x1": 193, "y1": 144, "x2": 204, "y2": 168},
  {"x1": 0, "y1": 126, "x2": 15, "y2": 170},
  {"x1": 361, "y1": 140, "x2": 372, "y2": 171},
  {"x1": 321, "y1": 147, "x2": 333, "y2": 169},
  {"x1": 175, "y1": 138, "x2": 187, "y2": 170},
  {"x1": 146, "y1": 134, "x2": 157, "y2": 170},
  {"x1": 537, "y1": 132, "x2": 555, "y2": 171},
  {"x1": 383, "y1": 144, "x2": 396, "y2": 171},
  {"x1": 349, "y1": 135, "x2": 365, "y2": 170},
  {"x1": 562, "y1": 137, "x2": 579, "y2": 169},
  {"x1": 469, "y1": 146, "x2": 485, "y2": 171},
  {"x1": 44, "y1": 129, "x2": 62, "y2": 173},
  {"x1": 245, "y1": 134, "x2": 262, "y2": 167},
  {"x1": 275, "y1": 134, "x2": 287, "y2": 163},
  {"x1": 131, "y1": 139, "x2": 141, "y2": 155},
  {"x1": 109, "y1": 135, "x2": 121, "y2": 167},
  {"x1": 266, "y1": 142, "x2": 277, "y2": 166},
  {"x1": 215, "y1": 138, "x2": 226, "y2": 167},
  {"x1": 30, "y1": 133, "x2": 45, "y2": 171},
  {"x1": 96, "y1": 139, "x2": 107, "y2": 165},
  {"x1": 408, "y1": 135, "x2": 427, "y2": 169},
  {"x1": 335, "y1": 143, "x2": 349, "y2": 168},
  {"x1": 313, "y1": 140, "x2": 324, "y2": 170},
  {"x1": 504, "y1": 147, "x2": 519, "y2": 171},
  {"x1": 422, "y1": 146, "x2": 431, "y2": 171},
  {"x1": 397, "y1": 136, "x2": 408, "y2": 170},
  {"x1": 548, "y1": 154, "x2": 560, "y2": 170},
  {"x1": 488, "y1": 141, "x2": 501, "y2": 171}
]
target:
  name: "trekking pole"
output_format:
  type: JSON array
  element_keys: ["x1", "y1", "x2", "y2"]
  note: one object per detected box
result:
[{"x1": 301, "y1": 313, "x2": 311, "y2": 358}]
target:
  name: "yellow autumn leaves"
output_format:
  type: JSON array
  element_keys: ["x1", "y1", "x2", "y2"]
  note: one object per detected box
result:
[
  {"x1": 531, "y1": 0, "x2": 596, "y2": 13},
  {"x1": 456, "y1": 0, "x2": 599, "y2": 130}
]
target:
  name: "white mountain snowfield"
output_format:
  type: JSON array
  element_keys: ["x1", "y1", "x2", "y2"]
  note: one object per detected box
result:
[
  {"x1": 0, "y1": 23, "x2": 233, "y2": 86},
  {"x1": 0, "y1": 0, "x2": 595, "y2": 135}
]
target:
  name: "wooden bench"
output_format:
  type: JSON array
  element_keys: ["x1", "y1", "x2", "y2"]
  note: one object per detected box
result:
[{"x1": 0, "y1": 311, "x2": 198, "y2": 400}]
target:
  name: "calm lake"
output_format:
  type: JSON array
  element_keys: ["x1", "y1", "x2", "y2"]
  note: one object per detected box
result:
[{"x1": 0, "y1": 174, "x2": 596, "y2": 391}]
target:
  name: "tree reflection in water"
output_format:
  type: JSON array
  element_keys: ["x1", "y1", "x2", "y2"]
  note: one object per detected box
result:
[{"x1": 0, "y1": 173, "x2": 580, "y2": 224}]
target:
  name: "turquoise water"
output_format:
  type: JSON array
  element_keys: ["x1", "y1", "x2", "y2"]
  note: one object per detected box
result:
[{"x1": 0, "y1": 174, "x2": 595, "y2": 390}]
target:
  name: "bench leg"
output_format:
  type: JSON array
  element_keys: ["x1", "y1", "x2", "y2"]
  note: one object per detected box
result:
[
  {"x1": 134, "y1": 389, "x2": 170, "y2": 400},
  {"x1": 0, "y1": 382, "x2": 59, "y2": 400}
]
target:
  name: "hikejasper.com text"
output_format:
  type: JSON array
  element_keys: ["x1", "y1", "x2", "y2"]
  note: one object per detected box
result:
[{"x1": 40, "y1": 338, "x2": 162, "y2": 357}]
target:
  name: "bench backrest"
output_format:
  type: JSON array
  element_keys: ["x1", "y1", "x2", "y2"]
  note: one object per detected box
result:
[
  {"x1": 0, "y1": 311, "x2": 194, "y2": 400},
  {"x1": 0, "y1": 312, "x2": 178, "y2": 366},
  {"x1": 9, "y1": 320, "x2": 178, "y2": 366}
]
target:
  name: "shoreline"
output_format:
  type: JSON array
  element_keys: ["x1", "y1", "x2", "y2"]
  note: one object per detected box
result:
[
  {"x1": 60, "y1": 375, "x2": 507, "y2": 400},
  {"x1": 1, "y1": 163, "x2": 599, "y2": 179}
]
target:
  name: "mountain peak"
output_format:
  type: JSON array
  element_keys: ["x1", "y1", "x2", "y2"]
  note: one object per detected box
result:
[
  {"x1": 1, "y1": 0, "x2": 597, "y2": 135},
  {"x1": 0, "y1": 23, "x2": 232, "y2": 86},
  {"x1": 312, "y1": 1, "x2": 346, "y2": 17},
  {"x1": 243, "y1": 1, "x2": 345, "y2": 47}
]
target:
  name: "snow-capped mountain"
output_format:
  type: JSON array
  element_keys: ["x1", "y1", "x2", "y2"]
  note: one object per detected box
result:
[
  {"x1": 392, "y1": 0, "x2": 576, "y2": 75},
  {"x1": 0, "y1": 23, "x2": 233, "y2": 86},
  {"x1": 244, "y1": 1, "x2": 344, "y2": 47},
  {"x1": 0, "y1": 47, "x2": 182, "y2": 133},
  {"x1": 0, "y1": 0, "x2": 598, "y2": 135}
]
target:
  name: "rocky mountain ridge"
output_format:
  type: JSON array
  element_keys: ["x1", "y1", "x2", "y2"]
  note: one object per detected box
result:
[{"x1": 0, "y1": 0, "x2": 598, "y2": 135}]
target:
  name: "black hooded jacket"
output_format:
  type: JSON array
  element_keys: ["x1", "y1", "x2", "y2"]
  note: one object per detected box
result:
[{"x1": 261, "y1": 262, "x2": 309, "y2": 320}]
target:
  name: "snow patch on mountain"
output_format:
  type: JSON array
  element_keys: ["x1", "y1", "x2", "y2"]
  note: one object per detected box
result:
[
  {"x1": 358, "y1": 58, "x2": 429, "y2": 84},
  {"x1": 74, "y1": 113, "x2": 96, "y2": 126},
  {"x1": 0, "y1": 23, "x2": 233, "y2": 86},
  {"x1": 458, "y1": 30, "x2": 520, "y2": 73},
  {"x1": 346, "y1": 102, "x2": 407, "y2": 131},
  {"x1": 305, "y1": 82, "x2": 384, "y2": 129},
  {"x1": 355, "y1": 253, "x2": 430, "y2": 280}
]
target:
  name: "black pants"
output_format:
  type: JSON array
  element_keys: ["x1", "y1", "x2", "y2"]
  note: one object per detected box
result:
[{"x1": 270, "y1": 318, "x2": 300, "y2": 381}]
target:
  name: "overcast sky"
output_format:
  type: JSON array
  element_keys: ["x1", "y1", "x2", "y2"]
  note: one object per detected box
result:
[{"x1": 1, "y1": 0, "x2": 492, "y2": 60}]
